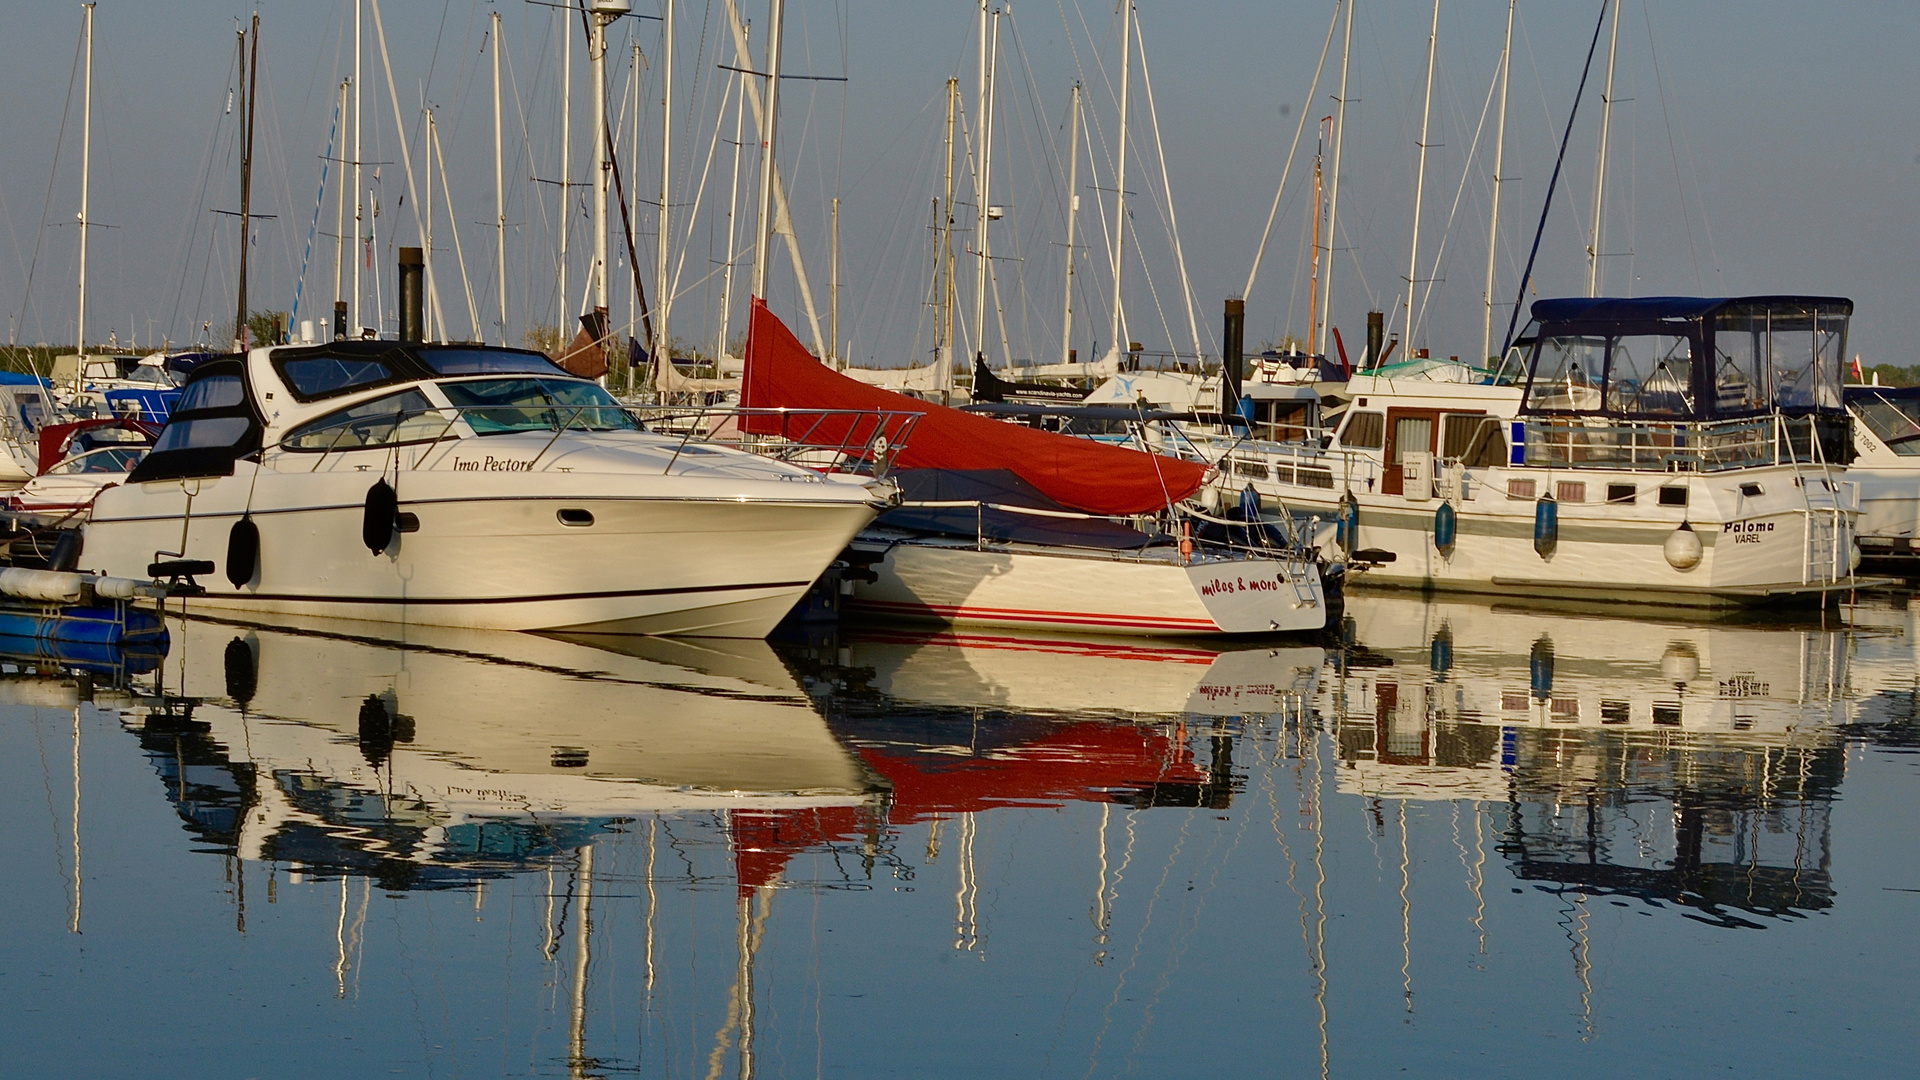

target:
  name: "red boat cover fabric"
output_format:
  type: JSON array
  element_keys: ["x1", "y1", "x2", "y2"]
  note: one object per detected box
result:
[{"x1": 740, "y1": 298, "x2": 1205, "y2": 514}]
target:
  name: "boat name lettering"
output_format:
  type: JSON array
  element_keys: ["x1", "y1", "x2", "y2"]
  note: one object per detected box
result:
[
  {"x1": 1195, "y1": 683, "x2": 1282, "y2": 702},
  {"x1": 1722, "y1": 519, "x2": 1774, "y2": 543},
  {"x1": 1718, "y1": 674, "x2": 1769, "y2": 698},
  {"x1": 451, "y1": 455, "x2": 537, "y2": 473},
  {"x1": 1198, "y1": 575, "x2": 1282, "y2": 597}
]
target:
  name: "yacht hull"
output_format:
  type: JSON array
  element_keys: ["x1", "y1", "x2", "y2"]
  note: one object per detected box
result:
[
  {"x1": 84, "y1": 468, "x2": 879, "y2": 637},
  {"x1": 1218, "y1": 460, "x2": 1861, "y2": 604},
  {"x1": 845, "y1": 536, "x2": 1327, "y2": 636}
]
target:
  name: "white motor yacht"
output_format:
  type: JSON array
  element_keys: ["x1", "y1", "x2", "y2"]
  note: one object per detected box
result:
[
  {"x1": 1837, "y1": 383, "x2": 1920, "y2": 563},
  {"x1": 1180, "y1": 296, "x2": 1866, "y2": 606},
  {"x1": 79, "y1": 340, "x2": 897, "y2": 637}
]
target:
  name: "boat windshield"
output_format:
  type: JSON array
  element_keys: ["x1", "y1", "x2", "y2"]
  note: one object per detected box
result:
[
  {"x1": 1851, "y1": 392, "x2": 1920, "y2": 455},
  {"x1": 438, "y1": 378, "x2": 639, "y2": 435}
]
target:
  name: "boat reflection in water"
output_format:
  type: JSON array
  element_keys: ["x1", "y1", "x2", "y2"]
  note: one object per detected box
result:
[
  {"x1": 43, "y1": 587, "x2": 1914, "y2": 1076},
  {"x1": 1326, "y1": 593, "x2": 1851, "y2": 927},
  {"x1": 128, "y1": 618, "x2": 880, "y2": 888}
]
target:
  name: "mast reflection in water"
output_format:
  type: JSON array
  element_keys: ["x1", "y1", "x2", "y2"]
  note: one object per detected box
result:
[{"x1": 1, "y1": 592, "x2": 1914, "y2": 1078}]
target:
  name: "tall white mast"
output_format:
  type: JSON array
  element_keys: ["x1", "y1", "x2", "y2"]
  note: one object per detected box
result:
[
  {"x1": 718, "y1": 28, "x2": 747, "y2": 360},
  {"x1": 1060, "y1": 82, "x2": 1081, "y2": 366},
  {"x1": 492, "y1": 11, "x2": 507, "y2": 345},
  {"x1": 1587, "y1": 0, "x2": 1621, "y2": 297},
  {"x1": 425, "y1": 106, "x2": 436, "y2": 341},
  {"x1": 1482, "y1": 0, "x2": 1514, "y2": 364},
  {"x1": 749, "y1": 0, "x2": 786, "y2": 301},
  {"x1": 77, "y1": 3, "x2": 94, "y2": 356},
  {"x1": 632, "y1": 40, "x2": 644, "y2": 356},
  {"x1": 972, "y1": 2, "x2": 995, "y2": 370},
  {"x1": 559, "y1": 5, "x2": 573, "y2": 321},
  {"x1": 334, "y1": 77, "x2": 349, "y2": 337},
  {"x1": 353, "y1": 0, "x2": 363, "y2": 335},
  {"x1": 656, "y1": 0, "x2": 674, "y2": 364},
  {"x1": 1105, "y1": 0, "x2": 1133, "y2": 364},
  {"x1": 937, "y1": 77, "x2": 957, "y2": 392},
  {"x1": 1405, "y1": 0, "x2": 1439, "y2": 342},
  {"x1": 1317, "y1": 0, "x2": 1355, "y2": 361}
]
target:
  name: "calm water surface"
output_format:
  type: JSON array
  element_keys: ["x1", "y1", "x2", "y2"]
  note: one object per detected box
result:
[{"x1": 3, "y1": 592, "x2": 1917, "y2": 1078}]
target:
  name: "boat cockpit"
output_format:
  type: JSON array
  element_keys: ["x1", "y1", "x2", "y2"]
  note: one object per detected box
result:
[
  {"x1": 128, "y1": 341, "x2": 641, "y2": 484},
  {"x1": 1508, "y1": 295, "x2": 1854, "y2": 471}
]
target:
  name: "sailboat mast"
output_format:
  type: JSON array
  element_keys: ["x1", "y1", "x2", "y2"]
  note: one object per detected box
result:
[
  {"x1": 1482, "y1": 0, "x2": 1514, "y2": 364},
  {"x1": 425, "y1": 107, "x2": 436, "y2": 341},
  {"x1": 77, "y1": 4, "x2": 94, "y2": 357},
  {"x1": 749, "y1": 0, "x2": 786, "y2": 301},
  {"x1": 492, "y1": 11, "x2": 507, "y2": 346},
  {"x1": 353, "y1": 0, "x2": 363, "y2": 336},
  {"x1": 1309, "y1": 117, "x2": 1326, "y2": 355},
  {"x1": 1318, "y1": 0, "x2": 1354, "y2": 362},
  {"x1": 236, "y1": 15, "x2": 258, "y2": 348},
  {"x1": 719, "y1": 31, "x2": 747, "y2": 360},
  {"x1": 559, "y1": 6, "x2": 573, "y2": 321},
  {"x1": 1405, "y1": 0, "x2": 1439, "y2": 343},
  {"x1": 1060, "y1": 82, "x2": 1081, "y2": 366},
  {"x1": 590, "y1": 4, "x2": 612, "y2": 320},
  {"x1": 1587, "y1": 0, "x2": 1620, "y2": 297},
  {"x1": 972, "y1": 2, "x2": 996, "y2": 370},
  {"x1": 632, "y1": 39, "x2": 643, "y2": 365},
  {"x1": 334, "y1": 78, "x2": 349, "y2": 338},
  {"x1": 938, "y1": 76, "x2": 957, "y2": 391},
  {"x1": 1106, "y1": 0, "x2": 1133, "y2": 362},
  {"x1": 656, "y1": 0, "x2": 674, "y2": 364},
  {"x1": 829, "y1": 197, "x2": 839, "y2": 365}
]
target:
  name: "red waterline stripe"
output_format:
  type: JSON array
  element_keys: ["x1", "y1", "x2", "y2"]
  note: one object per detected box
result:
[{"x1": 848, "y1": 598, "x2": 1219, "y2": 632}]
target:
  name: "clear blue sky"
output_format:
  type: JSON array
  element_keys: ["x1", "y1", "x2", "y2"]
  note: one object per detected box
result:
[{"x1": 1, "y1": 1, "x2": 1914, "y2": 367}]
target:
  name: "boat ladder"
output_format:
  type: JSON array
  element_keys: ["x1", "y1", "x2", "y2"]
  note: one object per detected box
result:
[{"x1": 1284, "y1": 558, "x2": 1320, "y2": 609}]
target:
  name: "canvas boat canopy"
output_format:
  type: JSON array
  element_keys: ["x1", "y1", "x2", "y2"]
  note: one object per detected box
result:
[
  {"x1": 741, "y1": 299, "x2": 1206, "y2": 515},
  {"x1": 1518, "y1": 295, "x2": 1852, "y2": 421}
]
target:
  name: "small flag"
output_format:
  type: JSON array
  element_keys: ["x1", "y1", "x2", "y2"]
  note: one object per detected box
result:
[{"x1": 1852, "y1": 353, "x2": 1864, "y2": 381}]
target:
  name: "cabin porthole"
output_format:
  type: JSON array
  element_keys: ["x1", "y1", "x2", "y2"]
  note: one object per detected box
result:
[{"x1": 557, "y1": 508, "x2": 595, "y2": 527}]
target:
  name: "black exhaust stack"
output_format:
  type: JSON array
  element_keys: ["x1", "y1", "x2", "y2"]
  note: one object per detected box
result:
[
  {"x1": 333, "y1": 300, "x2": 348, "y2": 341},
  {"x1": 1222, "y1": 297, "x2": 1245, "y2": 422},
  {"x1": 1365, "y1": 310, "x2": 1384, "y2": 370},
  {"x1": 398, "y1": 247, "x2": 425, "y2": 343}
]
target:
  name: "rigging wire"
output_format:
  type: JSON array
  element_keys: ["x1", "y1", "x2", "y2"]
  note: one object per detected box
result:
[{"x1": 13, "y1": 21, "x2": 86, "y2": 347}]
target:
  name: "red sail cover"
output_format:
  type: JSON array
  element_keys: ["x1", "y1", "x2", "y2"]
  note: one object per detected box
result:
[{"x1": 741, "y1": 298, "x2": 1205, "y2": 514}]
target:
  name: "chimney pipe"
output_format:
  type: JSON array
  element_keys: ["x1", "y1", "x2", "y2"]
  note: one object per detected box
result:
[
  {"x1": 1365, "y1": 310, "x2": 1384, "y2": 370},
  {"x1": 333, "y1": 300, "x2": 348, "y2": 342},
  {"x1": 1222, "y1": 297, "x2": 1245, "y2": 421},
  {"x1": 398, "y1": 247, "x2": 425, "y2": 343}
]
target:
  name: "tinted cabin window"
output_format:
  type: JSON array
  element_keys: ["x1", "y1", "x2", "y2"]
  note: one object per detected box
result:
[
  {"x1": 439, "y1": 378, "x2": 638, "y2": 434},
  {"x1": 276, "y1": 355, "x2": 395, "y2": 400},
  {"x1": 282, "y1": 390, "x2": 448, "y2": 451},
  {"x1": 1341, "y1": 411, "x2": 1384, "y2": 449},
  {"x1": 151, "y1": 416, "x2": 252, "y2": 452},
  {"x1": 417, "y1": 347, "x2": 566, "y2": 377},
  {"x1": 174, "y1": 373, "x2": 245, "y2": 412},
  {"x1": 1443, "y1": 414, "x2": 1506, "y2": 467}
]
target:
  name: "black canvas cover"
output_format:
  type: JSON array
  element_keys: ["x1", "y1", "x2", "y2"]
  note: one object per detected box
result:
[{"x1": 879, "y1": 468, "x2": 1161, "y2": 550}]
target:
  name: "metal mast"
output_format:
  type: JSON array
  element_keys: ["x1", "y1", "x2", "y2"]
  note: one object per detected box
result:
[
  {"x1": 1105, "y1": 0, "x2": 1133, "y2": 363},
  {"x1": 1317, "y1": 0, "x2": 1354, "y2": 362},
  {"x1": 353, "y1": 0, "x2": 363, "y2": 335},
  {"x1": 334, "y1": 78, "x2": 349, "y2": 334},
  {"x1": 749, "y1": 0, "x2": 786, "y2": 301},
  {"x1": 1482, "y1": 0, "x2": 1515, "y2": 364},
  {"x1": 938, "y1": 77, "x2": 958, "y2": 395},
  {"x1": 491, "y1": 11, "x2": 507, "y2": 345},
  {"x1": 235, "y1": 15, "x2": 258, "y2": 348},
  {"x1": 1587, "y1": 0, "x2": 1621, "y2": 297},
  {"x1": 559, "y1": 4, "x2": 573, "y2": 320},
  {"x1": 1059, "y1": 82, "x2": 1082, "y2": 366},
  {"x1": 1405, "y1": 0, "x2": 1439, "y2": 342},
  {"x1": 77, "y1": 3, "x2": 94, "y2": 356},
  {"x1": 718, "y1": 30, "x2": 747, "y2": 360},
  {"x1": 655, "y1": 0, "x2": 673, "y2": 364}
]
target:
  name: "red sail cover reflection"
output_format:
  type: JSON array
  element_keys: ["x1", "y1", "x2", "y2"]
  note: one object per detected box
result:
[
  {"x1": 731, "y1": 713, "x2": 1211, "y2": 896},
  {"x1": 739, "y1": 297, "x2": 1206, "y2": 515}
]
